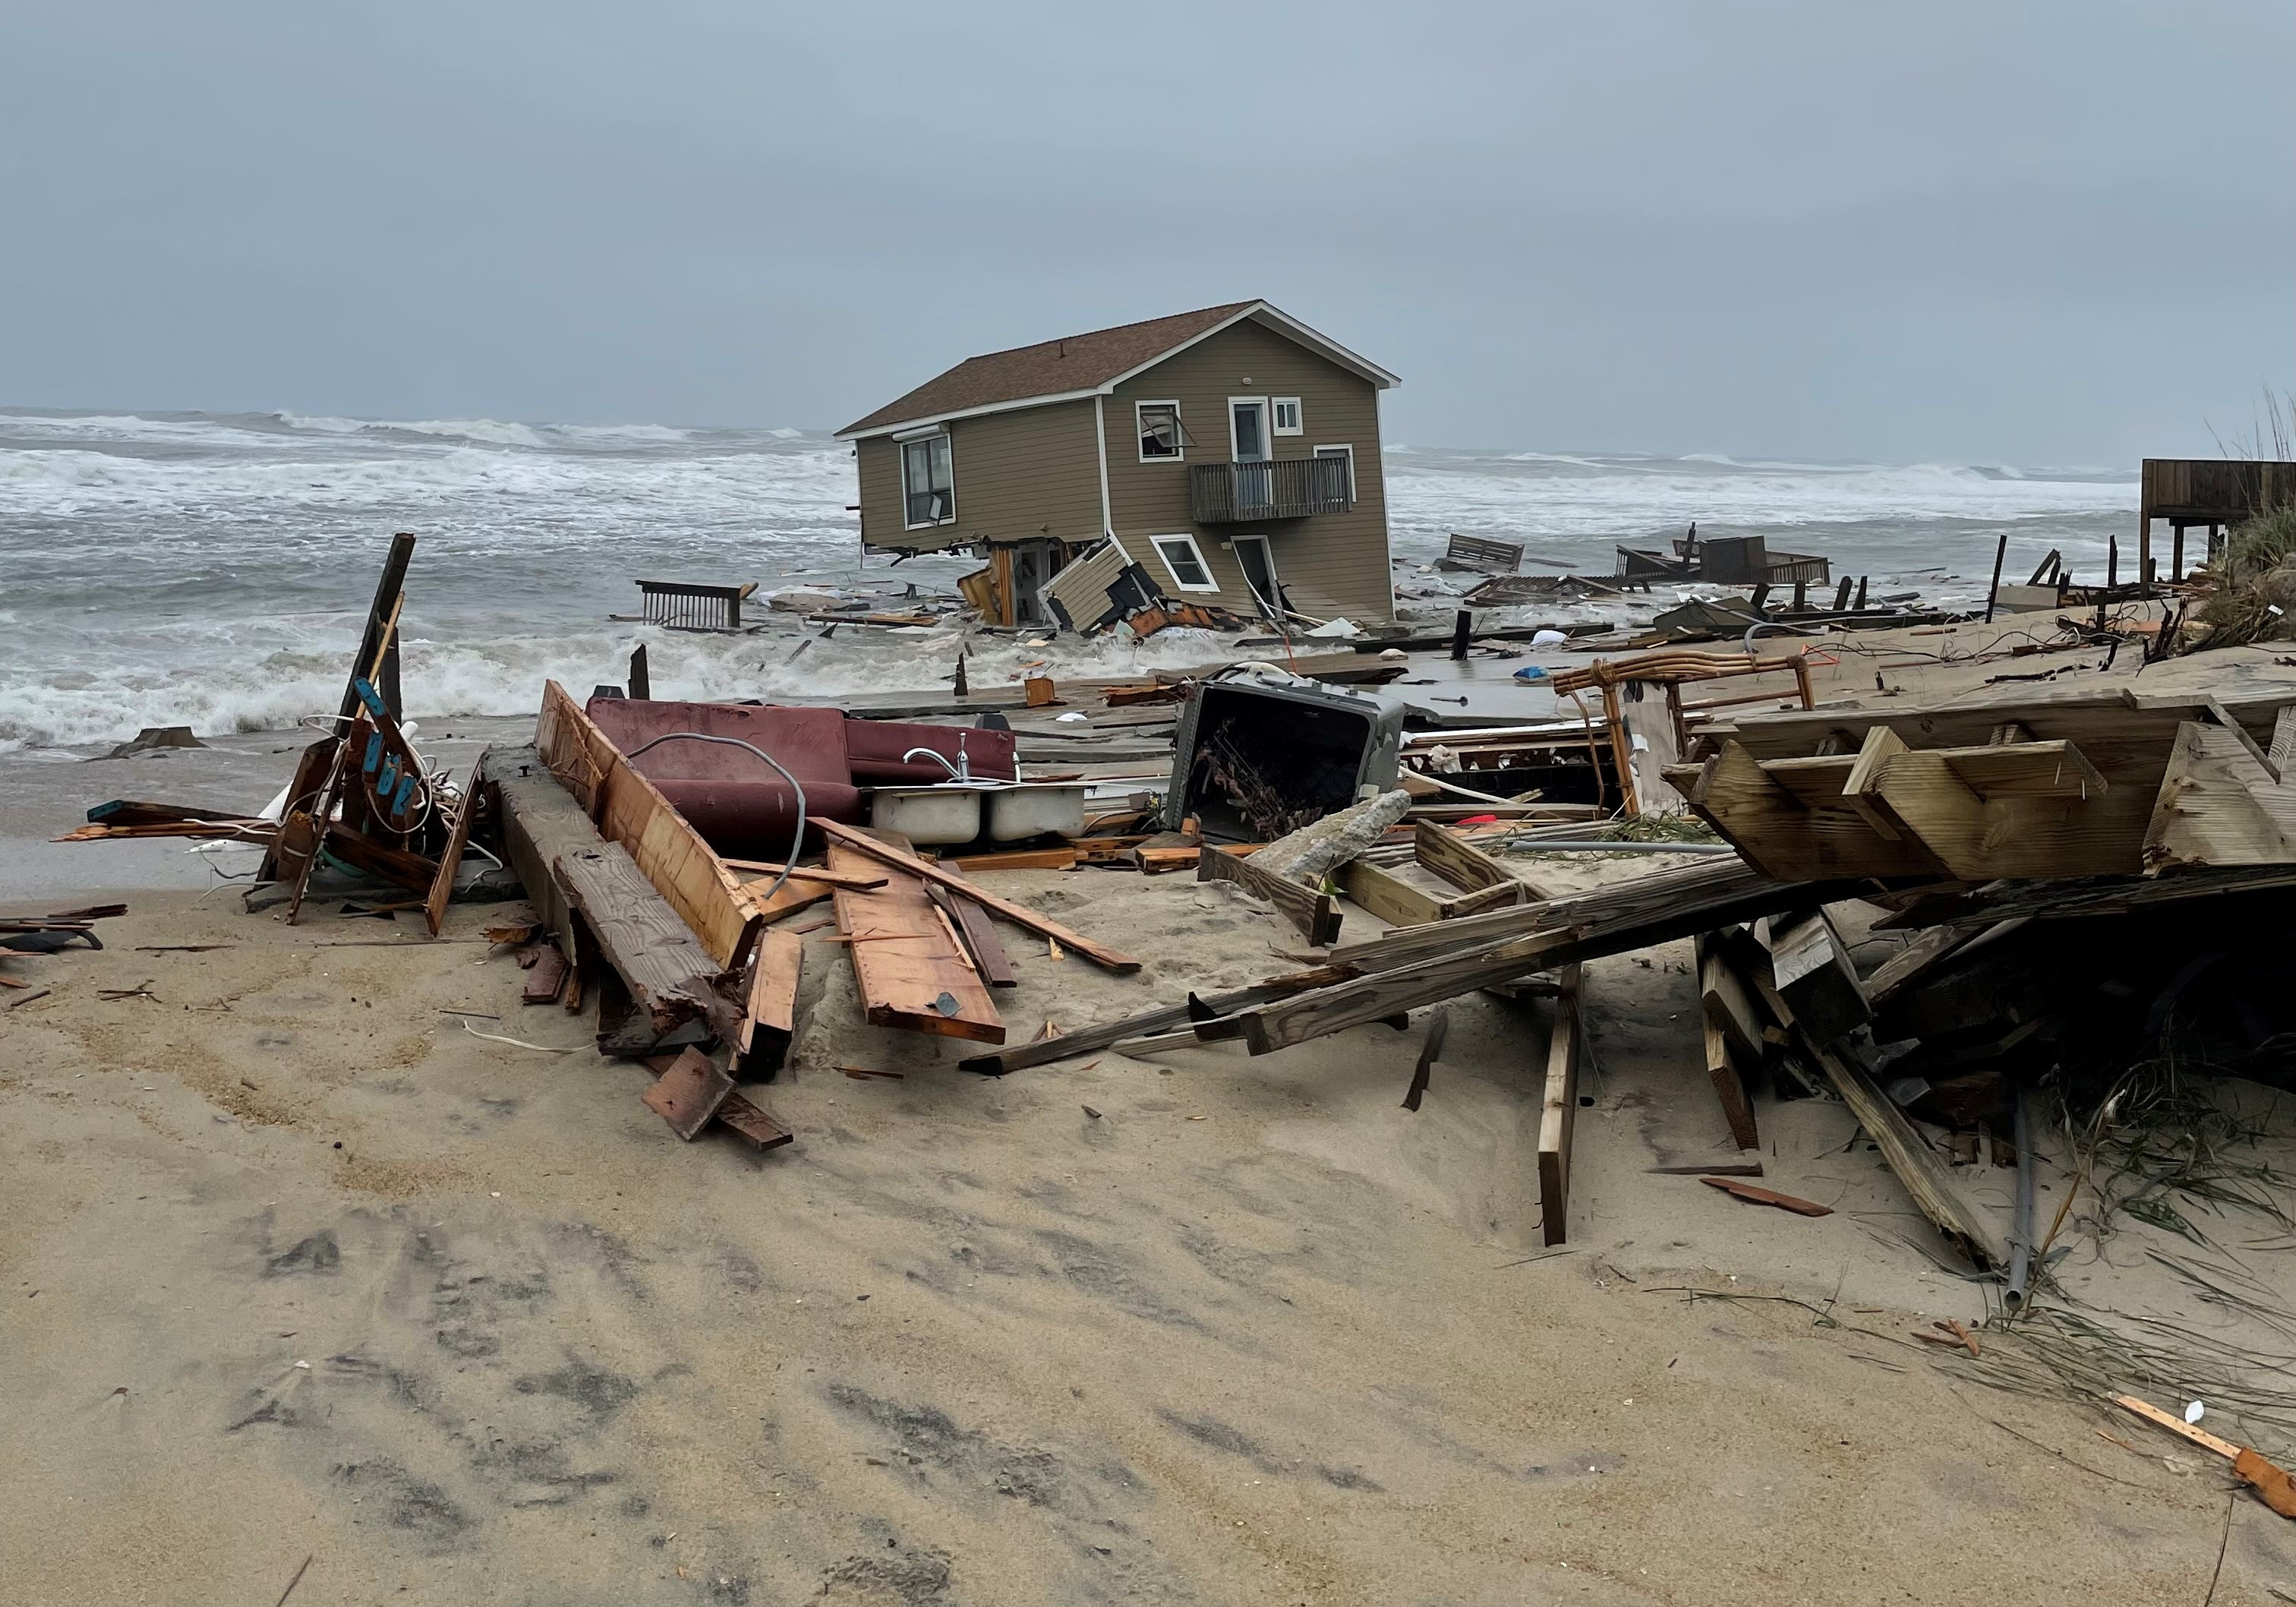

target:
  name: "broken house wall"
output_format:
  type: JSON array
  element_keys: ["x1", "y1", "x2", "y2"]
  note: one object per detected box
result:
[
  {"x1": 854, "y1": 397, "x2": 1103, "y2": 557},
  {"x1": 1106, "y1": 318, "x2": 1394, "y2": 625}
]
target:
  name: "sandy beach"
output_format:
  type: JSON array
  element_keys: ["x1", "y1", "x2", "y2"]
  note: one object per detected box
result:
[{"x1": 11, "y1": 628, "x2": 2296, "y2": 1604}]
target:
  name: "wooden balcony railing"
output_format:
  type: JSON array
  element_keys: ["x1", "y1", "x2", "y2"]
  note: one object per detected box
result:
[{"x1": 1190, "y1": 456, "x2": 1353, "y2": 524}]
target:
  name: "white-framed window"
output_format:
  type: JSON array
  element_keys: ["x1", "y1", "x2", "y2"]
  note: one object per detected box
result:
[
  {"x1": 1314, "y1": 443, "x2": 1356, "y2": 500},
  {"x1": 900, "y1": 433, "x2": 954, "y2": 528},
  {"x1": 1150, "y1": 533, "x2": 1221, "y2": 593},
  {"x1": 1272, "y1": 397, "x2": 1304, "y2": 435},
  {"x1": 1136, "y1": 401, "x2": 1184, "y2": 461}
]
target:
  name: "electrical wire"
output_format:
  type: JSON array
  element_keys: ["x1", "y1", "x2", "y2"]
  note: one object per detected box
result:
[{"x1": 621, "y1": 731, "x2": 809, "y2": 906}]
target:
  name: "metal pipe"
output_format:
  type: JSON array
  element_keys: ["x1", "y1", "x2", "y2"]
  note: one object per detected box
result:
[
  {"x1": 622, "y1": 731, "x2": 809, "y2": 907},
  {"x1": 2006, "y1": 1082, "x2": 2036, "y2": 1310}
]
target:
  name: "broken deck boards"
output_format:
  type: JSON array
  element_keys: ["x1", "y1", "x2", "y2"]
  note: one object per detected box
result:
[
  {"x1": 1750, "y1": 968, "x2": 2007, "y2": 1269},
  {"x1": 828, "y1": 838, "x2": 1004, "y2": 1043},
  {"x1": 928, "y1": 883, "x2": 1017, "y2": 987},
  {"x1": 815, "y1": 819, "x2": 1140, "y2": 973},
  {"x1": 1695, "y1": 935, "x2": 1761, "y2": 1150},
  {"x1": 737, "y1": 928, "x2": 802, "y2": 1072},
  {"x1": 555, "y1": 842, "x2": 742, "y2": 1045}
]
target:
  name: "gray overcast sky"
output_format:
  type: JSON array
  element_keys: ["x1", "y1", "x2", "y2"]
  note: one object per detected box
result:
[{"x1": 5, "y1": 2, "x2": 2289, "y2": 463}]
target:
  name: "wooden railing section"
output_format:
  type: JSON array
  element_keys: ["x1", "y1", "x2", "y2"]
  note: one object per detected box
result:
[{"x1": 1190, "y1": 456, "x2": 1353, "y2": 523}]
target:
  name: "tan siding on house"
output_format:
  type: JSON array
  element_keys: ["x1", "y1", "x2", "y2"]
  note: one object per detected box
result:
[
  {"x1": 1107, "y1": 319, "x2": 1392, "y2": 622},
  {"x1": 855, "y1": 398, "x2": 1103, "y2": 554}
]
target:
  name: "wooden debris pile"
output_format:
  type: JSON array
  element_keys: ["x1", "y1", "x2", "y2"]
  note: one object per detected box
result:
[
  {"x1": 479, "y1": 678, "x2": 1143, "y2": 1151},
  {"x1": 58, "y1": 533, "x2": 491, "y2": 936},
  {"x1": 1663, "y1": 687, "x2": 2296, "y2": 879}
]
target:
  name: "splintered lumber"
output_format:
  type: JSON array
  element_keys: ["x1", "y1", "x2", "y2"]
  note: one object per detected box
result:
[
  {"x1": 642, "y1": 1047, "x2": 735, "y2": 1141},
  {"x1": 1695, "y1": 935, "x2": 1760, "y2": 1150},
  {"x1": 746, "y1": 878, "x2": 837, "y2": 925},
  {"x1": 1757, "y1": 908, "x2": 1870, "y2": 1045},
  {"x1": 535, "y1": 679, "x2": 758, "y2": 968},
  {"x1": 1403, "y1": 1007, "x2": 1447, "y2": 1111},
  {"x1": 736, "y1": 929, "x2": 802, "y2": 1072},
  {"x1": 1536, "y1": 965, "x2": 1584, "y2": 1247},
  {"x1": 722, "y1": 858, "x2": 888, "y2": 892},
  {"x1": 946, "y1": 847, "x2": 1079, "y2": 872},
  {"x1": 1862, "y1": 923, "x2": 1976, "y2": 1003},
  {"x1": 927, "y1": 883, "x2": 1017, "y2": 987},
  {"x1": 2110, "y1": 1395, "x2": 2296, "y2": 1520},
  {"x1": 424, "y1": 750, "x2": 489, "y2": 936},
  {"x1": 2143, "y1": 719, "x2": 2296, "y2": 870},
  {"x1": 1199, "y1": 839, "x2": 1343, "y2": 947},
  {"x1": 815, "y1": 818, "x2": 1140, "y2": 973},
  {"x1": 555, "y1": 843, "x2": 743, "y2": 1045},
  {"x1": 1750, "y1": 968, "x2": 2007, "y2": 1269},
  {"x1": 955, "y1": 971, "x2": 1358, "y2": 1076},
  {"x1": 1412, "y1": 820, "x2": 1528, "y2": 902},
  {"x1": 827, "y1": 838, "x2": 1004, "y2": 1043},
  {"x1": 1701, "y1": 1177, "x2": 1831, "y2": 1216},
  {"x1": 1220, "y1": 860, "x2": 1836, "y2": 1054}
]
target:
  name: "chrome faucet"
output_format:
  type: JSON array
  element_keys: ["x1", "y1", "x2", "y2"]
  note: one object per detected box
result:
[{"x1": 903, "y1": 745, "x2": 969, "y2": 783}]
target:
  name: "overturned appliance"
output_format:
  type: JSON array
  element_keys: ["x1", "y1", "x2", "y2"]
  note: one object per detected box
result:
[{"x1": 1162, "y1": 674, "x2": 1404, "y2": 841}]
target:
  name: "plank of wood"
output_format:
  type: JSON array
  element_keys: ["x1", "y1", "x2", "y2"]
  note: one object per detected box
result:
[
  {"x1": 1336, "y1": 858, "x2": 1446, "y2": 927},
  {"x1": 1537, "y1": 964, "x2": 1584, "y2": 1247},
  {"x1": 492, "y1": 746, "x2": 600, "y2": 959},
  {"x1": 1701, "y1": 1176, "x2": 1831, "y2": 1216},
  {"x1": 827, "y1": 839, "x2": 1004, "y2": 1043},
  {"x1": 714, "y1": 1092, "x2": 795, "y2": 1150},
  {"x1": 554, "y1": 843, "x2": 742, "y2": 1044},
  {"x1": 1403, "y1": 1007, "x2": 1448, "y2": 1111},
  {"x1": 535, "y1": 679, "x2": 758, "y2": 968},
  {"x1": 521, "y1": 943, "x2": 569, "y2": 1005},
  {"x1": 1863, "y1": 923, "x2": 1976, "y2": 1004},
  {"x1": 424, "y1": 748, "x2": 489, "y2": 936},
  {"x1": 928, "y1": 883, "x2": 1017, "y2": 987},
  {"x1": 2143, "y1": 720, "x2": 2296, "y2": 870},
  {"x1": 1412, "y1": 820, "x2": 1521, "y2": 895},
  {"x1": 1198, "y1": 840, "x2": 1343, "y2": 947},
  {"x1": 722, "y1": 859, "x2": 888, "y2": 892},
  {"x1": 954, "y1": 970, "x2": 1359, "y2": 1076},
  {"x1": 1695, "y1": 937, "x2": 1760, "y2": 1150},
  {"x1": 642, "y1": 1047, "x2": 735, "y2": 1141},
  {"x1": 1225, "y1": 863, "x2": 1834, "y2": 1055},
  {"x1": 736, "y1": 928, "x2": 802, "y2": 1072},
  {"x1": 2108, "y1": 1394, "x2": 2243, "y2": 1460},
  {"x1": 816, "y1": 819, "x2": 1140, "y2": 973},
  {"x1": 282, "y1": 724, "x2": 359, "y2": 925},
  {"x1": 1752, "y1": 968, "x2": 2007, "y2": 1269},
  {"x1": 944, "y1": 847, "x2": 1080, "y2": 872},
  {"x1": 1937, "y1": 739, "x2": 2106, "y2": 801}
]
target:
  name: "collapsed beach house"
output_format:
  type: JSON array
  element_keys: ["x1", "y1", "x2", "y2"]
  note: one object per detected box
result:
[{"x1": 836, "y1": 300, "x2": 1400, "y2": 634}]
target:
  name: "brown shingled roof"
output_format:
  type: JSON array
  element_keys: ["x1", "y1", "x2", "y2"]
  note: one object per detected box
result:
[{"x1": 837, "y1": 301, "x2": 1258, "y2": 437}]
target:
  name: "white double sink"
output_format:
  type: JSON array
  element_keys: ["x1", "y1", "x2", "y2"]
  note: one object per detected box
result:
[{"x1": 868, "y1": 781, "x2": 1091, "y2": 846}]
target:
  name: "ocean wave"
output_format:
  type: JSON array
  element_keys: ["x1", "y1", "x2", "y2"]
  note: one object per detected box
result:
[{"x1": 0, "y1": 617, "x2": 1226, "y2": 756}]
